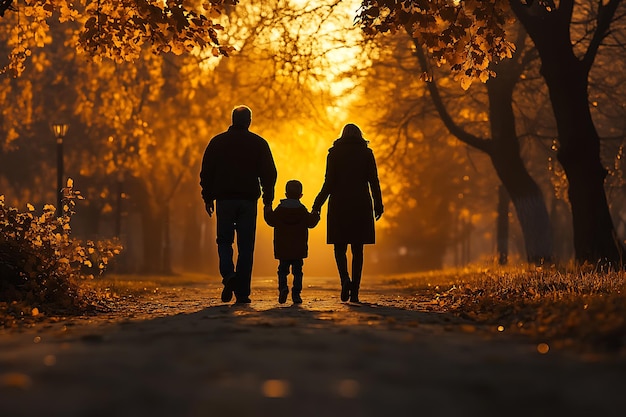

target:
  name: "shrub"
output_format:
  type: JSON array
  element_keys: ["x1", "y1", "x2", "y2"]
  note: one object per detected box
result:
[{"x1": 0, "y1": 179, "x2": 122, "y2": 316}]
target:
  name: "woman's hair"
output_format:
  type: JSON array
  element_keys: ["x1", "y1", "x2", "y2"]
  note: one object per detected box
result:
[{"x1": 340, "y1": 123, "x2": 364, "y2": 140}]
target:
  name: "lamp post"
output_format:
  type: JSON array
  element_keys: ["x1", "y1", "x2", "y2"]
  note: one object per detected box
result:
[{"x1": 52, "y1": 123, "x2": 69, "y2": 217}]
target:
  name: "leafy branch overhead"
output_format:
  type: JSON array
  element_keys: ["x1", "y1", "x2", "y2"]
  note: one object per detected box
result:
[
  {"x1": 1, "y1": 0, "x2": 237, "y2": 77},
  {"x1": 356, "y1": 0, "x2": 517, "y2": 89}
]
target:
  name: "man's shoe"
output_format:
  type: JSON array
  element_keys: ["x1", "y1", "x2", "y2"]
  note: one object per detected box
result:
[
  {"x1": 278, "y1": 288, "x2": 289, "y2": 304},
  {"x1": 340, "y1": 281, "x2": 351, "y2": 302},
  {"x1": 292, "y1": 292, "x2": 302, "y2": 304},
  {"x1": 221, "y1": 275, "x2": 236, "y2": 303},
  {"x1": 349, "y1": 290, "x2": 360, "y2": 303},
  {"x1": 235, "y1": 297, "x2": 252, "y2": 304}
]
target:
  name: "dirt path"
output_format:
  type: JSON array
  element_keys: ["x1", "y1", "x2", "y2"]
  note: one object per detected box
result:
[{"x1": 1, "y1": 275, "x2": 625, "y2": 417}]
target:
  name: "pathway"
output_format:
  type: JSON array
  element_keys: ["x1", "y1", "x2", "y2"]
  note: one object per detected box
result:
[{"x1": 1, "y1": 275, "x2": 625, "y2": 417}]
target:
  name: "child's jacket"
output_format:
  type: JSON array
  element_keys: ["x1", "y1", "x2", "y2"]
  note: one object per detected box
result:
[{"x1": 264, "y1": 199, "x2": 320, "y2": 260}]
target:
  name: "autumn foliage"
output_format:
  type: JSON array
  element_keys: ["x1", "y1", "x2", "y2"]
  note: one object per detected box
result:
[
  {"x1": 0, "y1": 180, "x2": 121, "y2": 319},
  {"x1": 356, "y1": 0, "x2": 515, "y2": 88},
  {"x1": 1, "y1": 0, "x2": 236, "y2": 77},
  {"x1": 3, "y1": 0, "x2": 519, "y2": 87}
]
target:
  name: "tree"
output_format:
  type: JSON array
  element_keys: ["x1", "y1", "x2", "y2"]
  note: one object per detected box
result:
[
  {"x1": 354, "y1": 34, "x2": 500, "y2": 269},
  {"x1": 412, "y1": 25, "x2": 553, "y2": 264},
  {"x1": 356, "y1": 0, "x2": 625, "y2": 266},
  {"x1": 0, "y1": 0, "x2": 361, "y2": 275},
  {"x1": 509, "y1": 0, "x2": 625, "y2": 265},
  {"x1": 352, "y1": 19, "x2": 553, "y2": 264}
]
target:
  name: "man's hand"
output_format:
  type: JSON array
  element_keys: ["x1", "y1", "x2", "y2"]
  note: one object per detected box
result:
[{"x1": 205, "y1": 201, "x2": 214, "y2": 217}]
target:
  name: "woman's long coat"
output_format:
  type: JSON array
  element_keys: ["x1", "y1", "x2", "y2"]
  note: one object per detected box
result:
[{"x1": 312, "y1": 137, "x2": 383, "y2": 244}]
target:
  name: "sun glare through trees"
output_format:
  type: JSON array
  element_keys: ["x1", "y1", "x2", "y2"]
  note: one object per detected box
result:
[
  {"x1": 0, "y1": 0, "x2": 624, "y2": 276},
  {"x1": 0, "y1": 3, "x2": 626, "y2": 413}
]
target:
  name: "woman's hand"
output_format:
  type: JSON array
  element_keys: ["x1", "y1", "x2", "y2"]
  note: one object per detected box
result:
[{"x1": 374, "y1": 205, "x2": 384, "y2": 221}]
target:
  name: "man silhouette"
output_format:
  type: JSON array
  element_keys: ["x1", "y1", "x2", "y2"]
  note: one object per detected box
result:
[{"x1": 200, "y1": 105, "x2": 277, "y2": 303}]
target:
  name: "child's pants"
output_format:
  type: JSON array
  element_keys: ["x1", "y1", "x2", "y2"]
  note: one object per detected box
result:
[{"x1": 278, "y1": 259, "x2": 304, "y2": 294}]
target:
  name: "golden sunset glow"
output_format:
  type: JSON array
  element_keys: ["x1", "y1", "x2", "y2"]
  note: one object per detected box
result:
[
  {"x1": 0, "y1": 0, "x2": 624, "y2": 278},
  {"x1": 255, "y1": 121, "x2": 339, "y2": 275},
  {"x1": 1, "y1": 3, "x2": 626, "y2": 415},
  {"x1": 193, "y1": 0, "x2": 372, "y2": 274}
]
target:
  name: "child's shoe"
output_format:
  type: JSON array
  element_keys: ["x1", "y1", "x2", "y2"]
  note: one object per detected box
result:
[
  {"x1": 292, "y1": 291, "x2": 302, "y2": 304},
  {"x1": 278, "y1": 287, "x2": 289, "y2": 304}
]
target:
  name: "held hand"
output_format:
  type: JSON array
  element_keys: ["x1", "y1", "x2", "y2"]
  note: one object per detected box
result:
[{"x1": 205, "y1": 201, "x2": 214, "y2": 217}]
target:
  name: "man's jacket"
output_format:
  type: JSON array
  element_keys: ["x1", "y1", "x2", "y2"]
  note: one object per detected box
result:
[{"x1": 200, "y1": 126, "x2": 277, "y2": 205}]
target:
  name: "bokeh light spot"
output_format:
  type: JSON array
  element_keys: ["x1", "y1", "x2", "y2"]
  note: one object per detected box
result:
[
  {"x1": 337, "y1": 379, "x2": 360, "y2": 398},
  {"x1": 43, "y1": 355, "x2": 56, "y2": 366},
  {"x1": 537, "y1": 343, "x2": 549, "y2": 354},
  {"x1": 262, "y1": 379, "x2": 290, "y2": 398},
  {"x1": 0, "y1": 372, "x2": 32, "y2": 389}
]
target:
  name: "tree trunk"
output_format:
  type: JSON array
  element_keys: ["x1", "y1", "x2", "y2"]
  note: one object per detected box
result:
[
  {"x1": 496, "y1": 185, "x2": 510, "y2": 265},
  {"x1": 511, "y1": 1, "x2": 624, "y2": 265},
  {"x1": 127, "y1": 176, "x2": 166, "y2": 274},
  {"x1": 545, "y1": 64, "x2": 621, "y2": 264},
  {"x1": 141, "y1": 206, "x2": 164, "y2": 274},
  {"x1": 487, "y1": 70, "x2": 553, "y2": 264},
  {"x1": 161, "y1": 202, "x2": 173, "y2": 275},
  {"x1": 182, "y1": 202, "x2": 206, "y2": 272},
  {"x1": 115, "y1": 174, "x2": 123, "y2": 238}
]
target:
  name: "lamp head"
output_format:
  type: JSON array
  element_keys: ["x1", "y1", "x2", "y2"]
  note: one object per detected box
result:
[{"x1": 52, "y1": 123, "x2": 69, "y2": 139}]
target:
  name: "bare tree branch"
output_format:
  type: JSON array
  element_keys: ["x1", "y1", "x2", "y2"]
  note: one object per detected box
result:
[
  {"x1": 407, "y1": 28, "x2": 492, "y2": 154},
  {"x1": 583, "y1": 0, "x2": 622, "y2": 72}
]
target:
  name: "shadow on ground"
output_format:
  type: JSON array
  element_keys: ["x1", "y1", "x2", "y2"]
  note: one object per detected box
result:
[{"x1": 1, "y1": 276, "x2": 626, "y2": 417}]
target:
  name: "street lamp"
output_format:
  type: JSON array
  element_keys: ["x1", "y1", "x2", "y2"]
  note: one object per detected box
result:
[{"x1": 52, "y1": 123, "x2": 69, "y2": 217}]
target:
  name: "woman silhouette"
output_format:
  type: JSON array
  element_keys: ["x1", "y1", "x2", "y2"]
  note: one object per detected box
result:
[{"x1": 312, "y1": 124, "x2": 383, "y2": 302}]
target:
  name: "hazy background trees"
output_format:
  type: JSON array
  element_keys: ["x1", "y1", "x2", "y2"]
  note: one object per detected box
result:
[{"x1": 1, "y1": 0, "x2": 625, "y2": 275}]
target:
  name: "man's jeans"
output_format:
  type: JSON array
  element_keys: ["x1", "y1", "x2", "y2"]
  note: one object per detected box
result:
[
  {"x1": 277, "y1": 259, "x2": 304, "y2": 294},
  {"x1": 216, "y1": 200, "x2": 257, "y2": 299}
]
